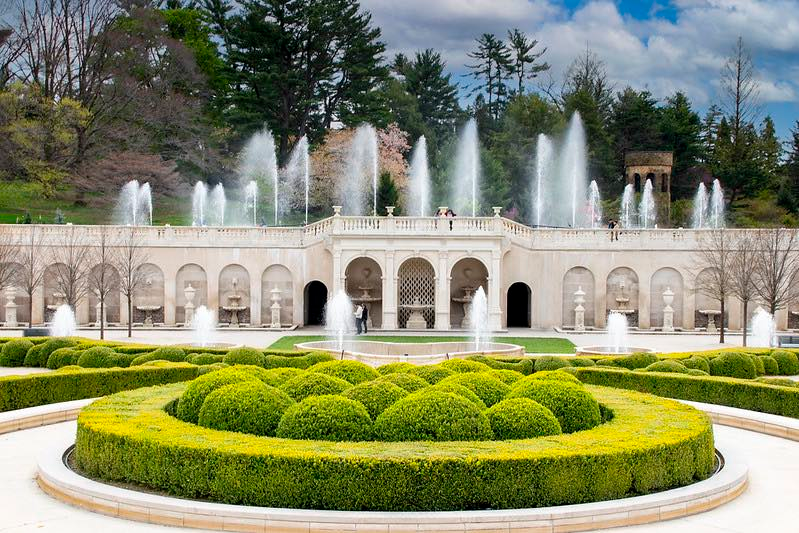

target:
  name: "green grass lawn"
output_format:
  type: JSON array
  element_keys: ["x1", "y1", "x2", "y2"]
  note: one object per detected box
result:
[{"x1": 269, "y1": 335, "x2": 575, "y2": 353}]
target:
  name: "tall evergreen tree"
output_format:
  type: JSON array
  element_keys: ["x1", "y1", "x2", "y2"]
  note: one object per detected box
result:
[
  {"x1": 611, "y1": 87, "x2": 661, "y2": 175},
  {"x1": 466, "y1": 34, "x2": 512, "y2": 121},
  {"x1": 659, "y1": 92, "x2": 703, "y2": 195},
  {"x1": 757, "y1": 116, "x2": 781, "y2": 185},
  {"x1": 506, "y1": 29, "x2": 549, "y2": 95},
  {"x1": 400, "y1": 49, "x2": 460, "y2": 141}
]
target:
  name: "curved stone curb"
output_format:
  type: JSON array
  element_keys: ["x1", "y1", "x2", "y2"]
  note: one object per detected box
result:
[
  {"x1": 37, "y1": 433, "x2": 747, "y2": 533},
  {"x1": 0, "y1": 398, "x2": 95, "y2": 435},
  {"x1": 680, "y1": 400, "x2": 799, "y2": 442}
]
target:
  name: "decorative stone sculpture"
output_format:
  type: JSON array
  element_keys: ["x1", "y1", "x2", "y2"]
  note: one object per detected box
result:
[
  {"x1": 574, "y1": 286, "x2": 586, "y2": 332},
  {"x1": 94, "y1": 290, "x2": 106, "y2": 327},
  {"x1": 4, "y1": 286, "x2": 17, "y2": 327},
  {"x1": 662, "y1": 286, "x2": 675, "y2": 332},
  {"x1": 270, "y1": 286, "x2": 282, "y2": 328},
  {"x1": 184, "y1": 283, "x2": 196, "y2": 327},
  {"x1": 386, "y1": 206, "x2": 395, "y2": 217}
]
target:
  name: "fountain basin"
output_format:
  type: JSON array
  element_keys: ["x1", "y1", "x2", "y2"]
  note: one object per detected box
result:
[
  {"x1": 172, "y1": 342, "x2": 239, "y2": 349},
  {"x1": 576, "y1": 346, "x2": 655, "y2": 356},
  {"x1": 295, "y1": 340, "x2": 524, "y2": 367}
]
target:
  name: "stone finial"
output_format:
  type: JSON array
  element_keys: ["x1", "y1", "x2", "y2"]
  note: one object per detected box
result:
[
  {"x1": 386, "y1": 206, "x2": 395, "y2": 217},
  {"x1": 492, "y1": 206, "x2": 502, "y2": 217},
  {"x1": 332, "y1": 205, "x2": 342, "y2": 216}
]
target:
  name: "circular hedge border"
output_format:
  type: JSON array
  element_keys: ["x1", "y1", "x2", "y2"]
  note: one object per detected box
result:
[{"x1": 74, "y1": 382, "x2": 714, "y2": 512}]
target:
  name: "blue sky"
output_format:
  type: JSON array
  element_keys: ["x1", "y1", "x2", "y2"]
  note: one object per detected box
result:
[{"x1": 362, "y1": 0, "x2": 799, "y2": 140}]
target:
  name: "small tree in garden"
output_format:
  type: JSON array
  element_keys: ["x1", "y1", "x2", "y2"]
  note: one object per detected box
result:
[
  {"x1": 87, "y1": 226, "x2": 117, "y2": 339},
  {"x1": 694, "y1": 229, "x2": 733, "y2": 343},
  {"x1": 0, "y1": 230, "x2": 19, "y2": 294},
  {"x1": 50, "y1": 225, "x2": 92, "y2": 310},
  {"x1": 15, "y1": 226, "x2": 45, "y2": 326},
  {"x1": 752, "y1": 227, "x2": 799, "y2": 315},
  {"x1": 114, "y1": 228, "x2": 149, "y2": 338},
  {"x1": 729, "y1": 232, "x2": 757, "y2": 346}
]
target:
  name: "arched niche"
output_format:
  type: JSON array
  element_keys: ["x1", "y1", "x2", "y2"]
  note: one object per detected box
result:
[
  {"x1": 43, "y1": 263, "x2": 66, "y2": 321},
  {"x1": 345, "y1": 257, "x2": 382, "y2": 329},
  {"x1": 219, "y1": 264, "x2": 250, "y2": 326},
  {"x1": 133, "y1": 263, "x2": 164, "y2": 324},
  {"x1": 303, "y1": 280, "x2": 327, "y2": 326},
  {"x1": 449, "y1": 257, "x2": 488, "y2": 329},
  {"x1": 506, "y1": 282, "x2": 531, "y2": 328},
  {"x1": 88, "y1": 264, "x2": 121, "y2": 324},
  {"x1": 175, "y1": 264, "x2": 207, "y2": 324},
  {"x1": 0, "y1": 262, "x2": 29, "y2": 325},
  {"x1": 606, "y1": 267, "x2": 639, "y2": 327},
  {"x1": 694, "y1": 267, "x2": 728, "y2": 330},
  {"x1": 562, "y1": 267, "x2": 595, "y2": 327},
  {"x1": 397, "y1": 257, "x2": 435, "y2": 329},
  {"x1": 262, "y1": 264, "x2": 293, "y2": 326},
  {"x1": 650, "y1": 268, "x2": 683, "y2": 329}
]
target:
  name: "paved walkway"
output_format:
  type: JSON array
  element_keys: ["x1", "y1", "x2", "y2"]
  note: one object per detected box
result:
[{"x1": 0, "y1": 422, "x2": 797, "y2": 532}]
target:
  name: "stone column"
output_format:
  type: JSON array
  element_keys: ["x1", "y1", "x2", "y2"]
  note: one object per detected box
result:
[
  {"x1": 436, "y1": 252, "x2": 449, "y2": 330},
  {"x1": 488, "y1": 251, "x2": 502, "y2": 331},
  {"x1": 638, "y1": 273, "x2": 650, "y2": 329},
  {"x1": 332, "y1": 250, "x2": 343, "y2": 294},
  {"x1": 382, "y1": 251, "x2": 397, "y2": 329},
  {"x1": 163, "y1": 275, "x2": 176, "y2": 326},
  {"x1": 119, "y1": 289, "x2": 129, "y2": 326},
  {"x1": 183, "y1": 284, "x2": 196, "y2": 327},
  {"x1": 594, "y1": 274, "x2": 607, "y2": 329},
  {"x1": 207, "y1": 269, "x2": 220, "y2": 313},
  {"x1": 4, "y1": 287, "x2": 17, "y2": 327},
  {"x1": 662, "y1": 287, "x2": 674, "y2": 332},
  {"x1": 573, "y1": 286, "x2": 586, "y2": 332},
  {"x1": 250, "y1": 273, "x2": 261, "y2": 326}
]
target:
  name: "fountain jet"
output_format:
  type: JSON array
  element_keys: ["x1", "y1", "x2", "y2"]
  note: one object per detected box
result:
[
  {"x1": 325, "y1": 290, "x2": 354, "y2": 352},
  {"x1": 239, "y1": 128, "x2": 279, "y2": 225},
  {"x1": 533, "y1": 134, "x2": 554, "y2": 227},
  {"x1": 115, "y1": 180, "x2": 152, "y2": 226},
  {"x1": 606, "y1": 312, "x2": 629, "y2": 354},
  {"x1": 285, "y1": 135, "x2": 310, "y2": 224},
  {"x1": 639, "y1": 179, "x2": 656, "y2": 229},
  {"x1": 587, "y1": 180, "x2": 602, "y2": 229},
  {"x1": 559, "y1": 112, "x2": 588, "y2": 228},
  {"x1": 452, "y1": 119, "x2": 480, "y2": 216},
  {"x1": 50, "y1": 304, "x2": 77, "y2": 337},
  {"x1": 209, "y1": 184, "x2": 226, "y2": 226},
  {"x1": 193, "y1": 305, "x2": 216, "y2": 347},
  {"x1": 709, "y1": 179, "x2": 725, "y2": 228},
  {"x1": 620, "y1": 184, "x2": 635, "y2": 228},
  {"x1": 469, "y1": 286, "x2": 489, "y2": 351},
  {"x1": 244, "y1": 181, "x2": 258, "y2": 226},
  {"x1": 191, "y1": 182, "x2": 208, "y2": 226},
  {"x1": 692, "y1": 183, "x2": 708, "y2": 229},
  {"x1": 408, "y1": 136, "x2": 431, "y2": 217},
  {"x1": 342, "y1": 125, "x2": 378, "y2": 216}
]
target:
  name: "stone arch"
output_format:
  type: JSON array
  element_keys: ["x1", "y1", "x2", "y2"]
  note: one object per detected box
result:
[
  {"x1": 175, "y1": 264, "x2": 207, "y2": 324},
  {"x1": 263, "y1": 264, "x2": 293, "y2": 326},
  {"x1": 303, "y1": 280, "x2": 327, "y2": 326},
  {"x1": 219, "y1": 264, "x2": 250, "y2": 326},
  {"x1": 449, "y1": 257, "x2": 489, "y2": 328},
  {"x1": 43, "y1": 263, "x2": 67, "y2": 322},
  {"x1": 506, "y1": 282, "x2": 531, "y2": 328},
  {"x1": 397, "y1": 257, "x2": 435, "y2": 329},
  {"x1": 634, "y1": 173, "x2": 641, "y2": 192},
  {"x1": 650, "y1": 267, "x2": 683, "y2": 329},
  {"x1": 345, "y1": 257, "x2": 382, "y2": 329},
  {"x1": 0, "y1": 262, "x2": 28, "y2": 325},
  {"x1": 694, "y1": 267, "x2": 728, "y2": 330},
  {"x1": 646, "y1": 172, "x2": 655, "y2": 185},
  {"x1": 606, "y1": 267, "x2": 639, "y2": 326},
  {"x1": 562, "y1": 267, "x2": 595, "y2": 328},
  {"x1": 133, "y1": 263, "x2": 164, "y2": 325},
  {"x1": 88, "y1": 263, "x2": 121, "y2": 324}
]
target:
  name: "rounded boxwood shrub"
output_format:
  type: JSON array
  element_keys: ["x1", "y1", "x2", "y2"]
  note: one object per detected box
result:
[
  {"x1": 438, "y1": 372, "x2": 510, "y2": 407},
  {"x1": 686, "y1": 369, "x2": 709, "y2": 376},
  {"x1": 342, "y1": 380, "x2": 408, "y2": 419},
  {"x1": 131, "y1": 347, "x2": 186, "y2": 366},
  {"x1": 276, "y1": 395, "x2": 372, "y2": 441},
  {"x1": 709, "y1": 352, "x2": 757, "y2": 379},
  {"x1": 374, "y1": 372, "x2": 429, "y2": 392},
  {"x1": 197, "y1": 362, "x2": 230, "y2": 375},
  {"x1": 56, "y1": 365, "x2": 83, "y2": 372},
  {"x1": 754, "y1": 376, "x2": 797, "y2": 388},
  {"x1": 177, "y1": 367, "x2": 260, "y2": 423},
  {"x1": 438, "y1": 359, "x2": 492, "y2": 373},
  {"x1": 534, "y1": 356, "x2": 572, "y2": 372},
  {"x1": 759, "y1": 355, "x2": 780, "y2": 375},
  {"x1": 46, "y1": 347, "x2": 77, "y2": 369},
  {"x1": 528, "y1": 370, "x2": 582, "y2": 384},
  {"x1": 109, "y1": 353, "x2": 137, "y2": 368},
  {"x1": 507, "y1": 380, "x2": 601, "y2": 433},
  {"x1": 377, "y1": 362, "x2": 415, "y2": 375},
  {"x1": 188, "y1": 353, "x2": 225, "y2": 365},
  {"x1": 0, "y1": 339, "x2": 33, "y2": 367},
  {"x1": 77, "y1": 346, "x2": 117, "y2": 368},
  {"x1": 198, "y1": 381, "x2": 294, "y2": 436},
  {"x1": 490, "y1": 368, "x2": 523, "y2": 385},
  {"x1": 485, "y1": 398, "x2": 561, "y2": 440},
  {"x1": 771, "y1": 350, "x2": 799, "y2": 375},
  {"x1": 309, "y1": 360, "x2": 379, "y2": 384},
  {"x1": 259, "y1": 367, "x2": 305, "y2": 387},
  {"x1": 596, "y1": 358, "x2": 619, "y2": 366},
  {"x1": 749, "y1": 354, "x2": 765, "y2": 376},
  {"x1": 374, "y1": 391, "x2": 493, "y2": 442},
  {"x1": 682, "y1": 356, "x2": 710, "y2": 374},
  {"x1": 279, "y1": 372, "x2": 352, "y2": 401},
  {"x1": 616, "y1": 352, "x2": 658, "y2": 370},
  {"x1": 25, "y1": 338, "x2": 76, "y2": 367},
  {"x1": 408, "y1": 364, "x2": 453, "y2": 384},
  {"x1": 569, "y1": 357, "x2": 597, "y2": 367},
  {"x1": 223, "y1": 346, "x2": 265, "y2": 367},
  {"x1": 645, "y1": 360, "x2": 690, "y2": 374},
  {"x1": 427, "y1": 382, "x2": 486, "y2": 409}
]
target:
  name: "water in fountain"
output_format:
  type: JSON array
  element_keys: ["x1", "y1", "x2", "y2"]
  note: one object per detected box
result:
[
  {"x1": 606, "y1": 312, "x2": 630, "y2": 354},
  {"x1": 284, "y1": 135, "x2": 310, "y2": 224},
  {"x1": 469, "y1": 286, "x2": 489, "y2": 351},
  {"x1": 692, "y1": 182, "x2": 708, "y2": 228},
  {"x1": 639, "y1": 179, "x2": 656, "y2": 229},
  {"x1": 587, "y1": 180, "x2": 602, "y2": 229},
  {"x1": 750, "y1": 307, "x2": 775, "y2": 347},
  {"x1": 709, "y1": 179, "x2": 725, "y2": 228},
  {"x1": 452, "y1": 118, "x2": 480, "y2": 216},
  {"x1": 325, "y1": 290, "x2": 354, "y2": 352},
  {"x1": 115, "y1": 180, "x2": 153, "y2": 226},
  {"x1": 191, "y1": 182, "x2": 208, "y2": 226},
  {"x1": 620, "y1": 184, "x2": 636, "y2": 228},
  {"x1": 559, "y1": 112, "x2": 588, "y2": 228},
  {"x1": 239, "y1": 128, "x2": 280, "y2": 225},
  {"x1": 407, "y1": 136, "x2": 430, "y2": 216},
  {"x1": 244, "y1": 180, "x2": 258, "y2": 226},
  {"x1": 49, "y1": 304, "x2": 77, "y2": 337},
  {"x1": 208, "y1": 184, "x2": 226, "y2": 226},
  {"x1": 193, "y1": 305, "x2": 216, "y2": 347},
  {"x1": 341, "y1": 124, "x2": 378, "y2": 215},
  {"x1": 533, "y1": 134, "x2": 554, "y2": 227}
]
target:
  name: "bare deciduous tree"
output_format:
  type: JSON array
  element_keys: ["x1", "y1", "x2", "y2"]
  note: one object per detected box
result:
[
  {"x1": 0, "y1": 230, "x2": 19, "y2": 291},
  {"x1": 114, "y1": 227, "x2": 148, "y2": 338},
  {"x1": 753, "y1": 227, "x2": 799, "y2": 316},
  {"x1": 721, "y1": 36, "x2": 760, "y2": 146},
  {"x1": 729, "y1": 232, "x2": 757, "y2": 346},
  {"x1": 86, "y1": 225, "x2": 117, "y2": 339},
  {"x1": 50, "y1": 224, "x2": 91, "y2": 309},
  {"x1": 15, "y1": 226, "x2": 46, "y2": 326},
  {"x1": 694, "y1": 229, "x2": 733, "y2": 343}
]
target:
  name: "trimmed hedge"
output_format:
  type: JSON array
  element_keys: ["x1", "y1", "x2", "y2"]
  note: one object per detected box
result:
[
  {"x1": 438, "y1": 372, "x2": 510, "y2": 407},
  {"x1": 263, "y1": 352, "x2": 334, "y2": 370},
  {"x1": 533, "y1": 356, "x2": 572, "y2": 372},
  {"x1": 77, "y1": 346, "x2": 117, "y2": 368},
  {"x1": 46, "y1": 347, "x2": 79, "y2": 369},
  {"x1": 198, "y1": 381, "x2": 293, "y2": 436},
  {"x1": 342, "y1": 380, "x2": 408, "y2": 419},
  {"x1": 485, "y1": 398, "x2": 562, "y2": 440},
  {"x1": 466, "y1": 355, "x2": 534, "y2": 375},
  {"x1": 427, "y1": 382, "x2": 487, "y2": 409},
  {"x1": 709, "y1": 352, "x2": 756, "y2": 379},
  {"x1": 490, "y1": 369, "x2": 524, "y2": 385},
  {"x1": 373, "y1": 372, "x2": 429, "y2": 392},
  {"x1": 507, "y1": 378, "x2": 601, "y2": 433},
  {"x1": 186, "y1": 353, "x2": 225, "y2": 365},
  {"x1": 644, "y1": 360, "x2": 690, "y2": 374},
  {"x1": 615, "y1": 352, "x2": 658, "y2": 370},
  {"x1": 407, "y1": 364, "x2": 453, "y2": 384},
  {"x1": 75, "y1": 383, "x2": 714, "y2": 511},
  {"x1": 374, "y1": 391, "x2": 493, "y2": 442},
  {"x1": 131, "y1": 347, "x2": 187, "y2": 367},
  {"x1": 528, "y1": 369, "x2": 582, "y2": 384},
  {"x1": 176, "y1": 367, "x2": 261, "y2": 423},
  {"x1": 438, "y1": 358, "x2": 492, "y2": 373},
  {"x1": 569, "y1": 357, "x2": 597, "y2": 368},
  {"x1": 25, "y1": 338, "x2": 76, "y2": 367},
  {"x1": 223, "y1": 347, "x2": 265, "y2": 367},
  {"x1": 0, "y1": 364, "x2": 199, "y2": 412},
  {"x1": 0, "y1": 339, "x2": 33, "y2": 367},
  {"x1": 259, "y1": 367, "x2": 305, "y2": 387},
  {"x1": 279, "y1": 372, "x2": 352, "y2": 401},
  {"x1": 755, "y1": 377, "x2": 797, "y2": 388},
  {"x1": 309, "y1": 360, "x2": 379, "y2": 384},
  {"x1": 377, "y1": 362, "x2": 415, "y2": 375},
  {"x1": 759, "y1": 355, "x2": 780, "y2": 376},
  {"x1": 276, "y1": 395, "x2": 373, "y2": 441},
  {"x1": 772, "y1": 350, "x2": 799, "y2": 375},
  {"x1": 682, "y1": 356, "x2": 710, "y2": 374}
]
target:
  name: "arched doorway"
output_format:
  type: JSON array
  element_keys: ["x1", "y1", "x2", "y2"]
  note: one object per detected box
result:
[
  {"x1": 449, "y1": 257, "x2": 488, "y2": 329},
  {"x1": 345, "y1": 257, "x2": 383, "y2": 329},
  {"x1": 263, "y1": 265, "x2": 294, "y2": 327},
  {"x1": 304, "y1": 281, "x2": 327, "y2": 326},
  {"x1": 506, "y1": 282, "x2": 531, "y2": 328},
  {"x1": 562, "y1": 267, "x2": 595, "y2": 328}
]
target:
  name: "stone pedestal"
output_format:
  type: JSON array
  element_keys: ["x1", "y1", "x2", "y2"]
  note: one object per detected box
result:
[
  {"x1": 707, "y1": 314, "x2": 717, "y2": 333},
  {"x1": 94, "y1": 301, "x2": 106, "y2": 327},
  {"x1": 4, "y1": 286, "x2": 17, "y2": 327},
  {"x1": 184, "y1": 284, "x2": 196, "y2": 327},
  {"x1": 406, "y1": 311, "x2": 428, "y2": 330},
  {"x1": 573, "y1": 286, "x2": 586, "y2": 332},
  {"x1": 662, "y1": 287, "x2": 675, "y2": 332},
  {"x1": 270, "y1": 287, "x2": 282, "y2": 328}
]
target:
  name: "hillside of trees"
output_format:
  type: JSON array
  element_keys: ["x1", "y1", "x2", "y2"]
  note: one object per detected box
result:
[{"x1": 1, "y1": 0, "x2": 798, "y2": 227}]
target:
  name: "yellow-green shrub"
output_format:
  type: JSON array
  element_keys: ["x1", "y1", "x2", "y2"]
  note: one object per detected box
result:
[
  {"x1": 373, "y1": 372, "x2": 428, "y2": 392},
  {"x1": 198, "y1": 381, "x2": 293, "y2": 436},
  {"x1": 507, "y1": 379, "x2": 601, "y2": 433},
  {"x1": 176, "y1": 367, "x2": 261, "y2": 423},
  {"x1": 279, "y1": 372, "x2": 351, "y2": 401},
  {"x1": 309, "y1": 360, "x2": 379, "y2": 384},
  {"x1": 486, "y1": 398, "x2": 561, "y2": 439},
  {"x1": 276, "y1": 395, "x2": 372, "y2": 441},
  {"x1": 342, "y1": 380, "x2": 408, "y2": 419},
  {"x1": 772, "y1": 351, "x2": 799, "y2": 375},
  {"x1": 438, "y1": 372, "x2": 509, "y2": 407},
  {"x1": 0, "y1": 339, "x2": 33, "y2": 367}
]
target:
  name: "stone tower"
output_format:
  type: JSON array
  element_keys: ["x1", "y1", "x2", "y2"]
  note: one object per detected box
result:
[{"x1": 624, "y1": 151, "x2": 673, "y2": 224}]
